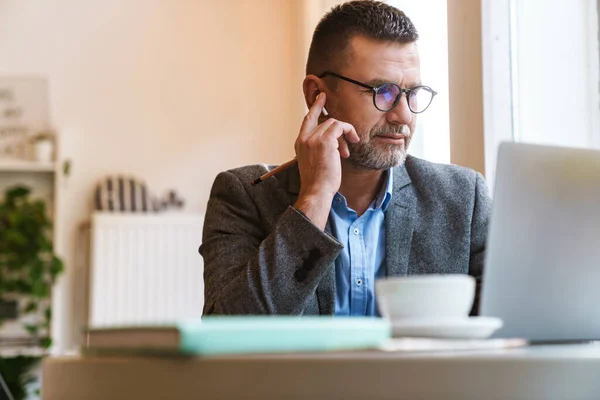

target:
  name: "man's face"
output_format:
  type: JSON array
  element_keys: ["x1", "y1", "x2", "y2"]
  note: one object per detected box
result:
[{"x1": 326, "y1": 36, "x2": 421, "y2": 170}]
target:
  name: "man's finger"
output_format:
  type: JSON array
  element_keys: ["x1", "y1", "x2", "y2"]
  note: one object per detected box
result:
[
  {"x1": 299, "y1": 92, "x2": 327, "y2": 137},
  {"x1": 310, "y1": 117, "x2": 338, "y2": 137},
  {"x1": 322, "y1": 121, "x2": 360, "y2": 144},
  {"x1": 338, "y1": 136, "x2": 351, "y2": 159}
]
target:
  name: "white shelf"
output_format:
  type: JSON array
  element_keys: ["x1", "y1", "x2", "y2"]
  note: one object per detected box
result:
[
  {"x1": 0, "y1": 346, "x2": 47, "y2": 357},
  {"x1": 0, "y1": 159, "x2": 56, "y2": 173}
]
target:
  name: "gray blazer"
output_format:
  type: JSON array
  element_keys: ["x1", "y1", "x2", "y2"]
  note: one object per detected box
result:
[{"x1": 200, "y1": 155, "x2": 491, "y2": 316}]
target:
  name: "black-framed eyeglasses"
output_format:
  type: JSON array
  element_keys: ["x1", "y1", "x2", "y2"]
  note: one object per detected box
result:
[{"x1": 318, "y1": 71, "x2": 437, "y2": 114}]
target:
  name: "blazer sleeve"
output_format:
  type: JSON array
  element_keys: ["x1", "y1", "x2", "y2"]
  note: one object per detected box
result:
[
  {"x1": 200, "y1": 171, "x2": 343, "y2": 315},
  {"x1": 469, "y1": 172, "x2": 492, "y2": 315}
]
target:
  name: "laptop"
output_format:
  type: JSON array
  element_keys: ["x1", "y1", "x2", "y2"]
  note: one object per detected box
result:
[{"x1": 480, "y1": 142, "x2": 600, "y2": 341}]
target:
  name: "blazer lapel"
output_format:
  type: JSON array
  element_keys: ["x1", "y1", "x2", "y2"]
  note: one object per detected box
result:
[{"x1": 385, "y1": 163, "x2": 416, "y2": 277}]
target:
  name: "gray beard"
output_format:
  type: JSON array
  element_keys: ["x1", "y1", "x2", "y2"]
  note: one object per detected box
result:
[{"x1": 346, "y1": 126, "x2": 410, "y2": 170}]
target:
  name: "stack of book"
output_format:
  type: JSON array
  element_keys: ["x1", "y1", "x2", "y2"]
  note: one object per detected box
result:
[{"x1": 82, "y1": 316, "x2": 528, "y2": 357}]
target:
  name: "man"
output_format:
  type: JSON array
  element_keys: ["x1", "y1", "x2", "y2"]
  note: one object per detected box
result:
[{"x1": 200, "y1": 1, "x2": 491, "y2": 316}]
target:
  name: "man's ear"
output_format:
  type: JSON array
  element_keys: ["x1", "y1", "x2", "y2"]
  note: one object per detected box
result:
[{"x1": 303, "y1": 75, "x2": 324, "y2": 109}]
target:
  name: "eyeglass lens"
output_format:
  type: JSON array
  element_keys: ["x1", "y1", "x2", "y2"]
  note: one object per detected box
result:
[{"x1": 375, "y1": 84, "x2": 433, "y2": 113}]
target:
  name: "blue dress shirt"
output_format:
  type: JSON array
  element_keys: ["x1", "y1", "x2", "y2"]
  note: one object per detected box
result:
[{"x1": 330, "y1": 169, "x2": 393, "y2": 316}]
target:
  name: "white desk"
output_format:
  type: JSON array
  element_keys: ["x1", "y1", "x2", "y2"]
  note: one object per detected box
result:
[{"x1": 42, "y1": 344, "x2": 600, "y2": 400}]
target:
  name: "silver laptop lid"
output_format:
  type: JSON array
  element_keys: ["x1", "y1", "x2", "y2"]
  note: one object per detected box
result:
[{"x1": 481, "y1": 142, "x2": 600, "y2": 341}]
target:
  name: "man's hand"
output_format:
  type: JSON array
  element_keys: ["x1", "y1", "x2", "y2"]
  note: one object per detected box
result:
[{"x1": 293, "y1": 93, "x2": 360, "y2": 230}]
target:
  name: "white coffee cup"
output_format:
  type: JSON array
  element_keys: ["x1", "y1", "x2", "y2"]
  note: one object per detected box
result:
[{"x1": 375, "y1": 274, "x2": 475, "y2": 320}]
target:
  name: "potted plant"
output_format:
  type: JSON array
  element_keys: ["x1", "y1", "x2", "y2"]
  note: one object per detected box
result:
[
  {"x1": 0, "y1": 185, "x2": 64, "y2": 399},
  {"x1": 30, "y1": 131, "x2": 55, "y2": 164}
]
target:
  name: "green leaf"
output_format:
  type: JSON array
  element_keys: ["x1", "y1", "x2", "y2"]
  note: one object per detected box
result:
[
  {"x1": 29, "y1": 260, "x2": 44, "y2": 282},
  {"x1": 32, "y1": 280, "x2": 49, "y2": 298},
  {"x1": 39, "y1": 237, "x2": 53, "y2": 252},
  {"x1": 15, "y1": 279, "x2": 33, "y2": 293},
  {"x1": 63, "y1": 159, "x2": 72, "y2": 176},
  {"x1": 4, "y1": 229, "x2": 27, "y2": 247},
  {"x1": 24, "y1": 324, "x2": 38, "y2": 336},
  {"x1": 8, "y1": 210, "x2": 23, "y2": 227},
  {"x1": 41, "y1": 337, "x2": 52, "y2": 348},
  {"x1": 50, "y1": 256, "x2": 64, "y2": 278},
  {"x1": 23, "y1": 301, "x2": 38, "y2": 314},
  {"x1": 0, "y1": 184, "x2": 64, "y2": 358},
  {"x1": 6, "y1": 186, "x2": 30, "y2": 202}
]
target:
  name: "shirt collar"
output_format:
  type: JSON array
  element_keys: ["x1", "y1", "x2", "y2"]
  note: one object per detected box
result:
[
  {"x1": 331, "y1": 168, "x2": 394, "y2": 213},
  {"x1": 374, "y1": 168, "x2": 394, "y2": 212}
]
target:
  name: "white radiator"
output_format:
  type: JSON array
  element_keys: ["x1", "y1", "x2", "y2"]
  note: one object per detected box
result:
[{"x1": 88, "y1": 212, "x2": 205, "y2": 327}]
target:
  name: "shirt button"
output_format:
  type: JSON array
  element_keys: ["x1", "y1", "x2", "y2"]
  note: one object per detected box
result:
[
  {"x1": 356, "y1": 278, "x2": 363, "y2": 286},
  {"x1": 336, "y1": 197, "x2": 342, "y2": 202},
  {"x1": 353, "y1": 228, "x2": 359, "y2": 235}
]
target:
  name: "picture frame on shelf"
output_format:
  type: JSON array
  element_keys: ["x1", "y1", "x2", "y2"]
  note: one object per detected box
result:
[{"x1": 0, "y1": 77, "x2": 50, "y2": 163}]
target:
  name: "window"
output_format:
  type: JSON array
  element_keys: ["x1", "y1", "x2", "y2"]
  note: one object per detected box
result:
[
  {"x1": 483, "y1": 0, "x2": 600, "y2": 190},
  {"x1": 389, "y1": 0, "x2": 451, "y2": 164}
]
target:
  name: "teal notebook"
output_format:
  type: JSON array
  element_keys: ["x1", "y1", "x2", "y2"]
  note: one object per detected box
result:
[{"x1": 84, "y1": 316, "x2": 391, "y2": 356}]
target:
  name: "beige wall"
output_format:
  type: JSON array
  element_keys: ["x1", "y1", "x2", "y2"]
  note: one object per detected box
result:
[
  {"x1": 447, "y1": 0, "x2": 485, "y2": 176},
  {"x1": 0, "y1": 0, "x2": 306, "y2": 350}
]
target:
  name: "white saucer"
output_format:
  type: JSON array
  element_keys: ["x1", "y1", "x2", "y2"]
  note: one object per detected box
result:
[{"x1": 390, "y1": 316, "x2": 503, "y2": 339}]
